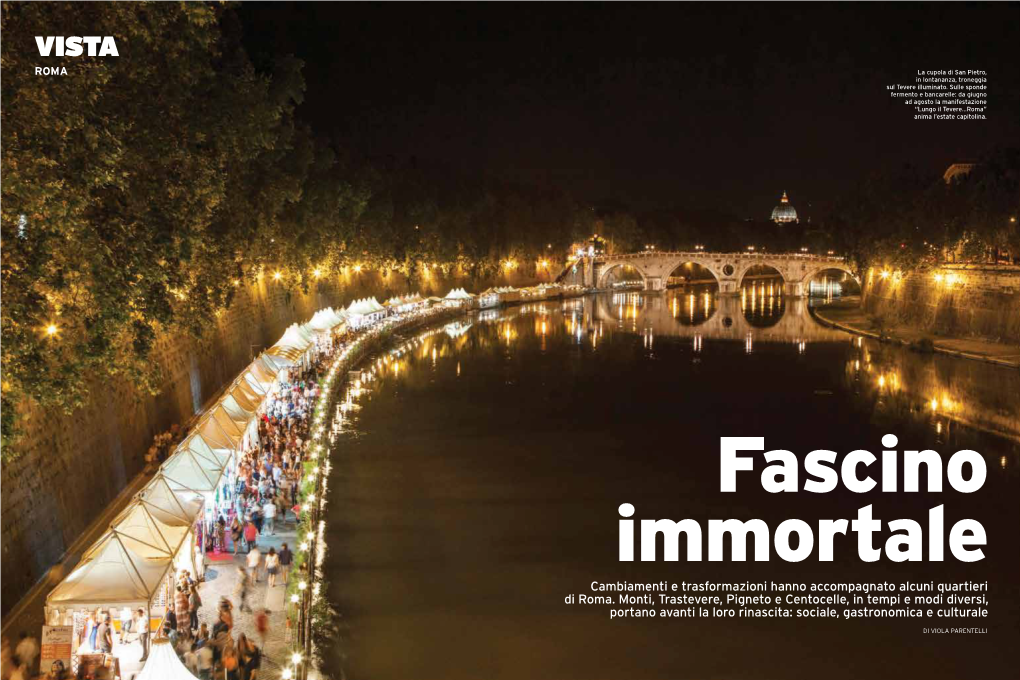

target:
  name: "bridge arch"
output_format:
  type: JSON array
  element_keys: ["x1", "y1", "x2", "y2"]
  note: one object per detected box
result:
[
  {"x1": 662, "y1": 258, "x2": 723, "y2": 288},
  {"x1": 597, "y1": 261, "x2": 648, "y2": 289},
  {"x1": 802, "y1": 262, "x2": 860, "y2": 286},
  {"x1": 736, "y1": 260, "x2": 788, "y2": 287}
]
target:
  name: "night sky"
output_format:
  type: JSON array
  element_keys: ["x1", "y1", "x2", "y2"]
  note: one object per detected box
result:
[{"x1": 239, "y1": 3, "x2": 1019, "y2": 219}]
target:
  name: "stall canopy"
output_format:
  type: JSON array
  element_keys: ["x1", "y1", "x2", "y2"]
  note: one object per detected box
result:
[
  {"x1": 193, "y1": 411, "x2": 238, "y2": 451},
  {"x1": 179, "y1": 433, "x2": 233, "y2": 472},
  {"x1": 228, "y1": 376, "x2": 264, "y2": 407},
  {"x1": 206, "y1": 404, "x2": 246, "y2": 447},
  {"x1": 221, "y1": 386, "x2": 259, "y2": 418},
  {"x1": 266, "y1": 323, "x2": 313, "y2": 362},
  {"x1": 46, "y1": 531, "x2": 172, "y2": 608},
  {"x1": 260, "y1": 350, "x2": 297, "y2": 373},
  {"x1": 241, "y1": 356, "x2": 279, "y2": 395},
  {"x1": 307, "y1": 307, "x2": 346, "y2": 334},
  {"x1": 136, "y1": 638, "x2": 199, "y2": 680},
  {"x1": 160, "y1": 443, "x2": 227, "y2": 494},
  {"x1": 347, "y1": 297, "x2": 385, "y2": 317},
  {"x1": 136, "y1": 474, "x2": 205, "y2": 527},
  {"x1": 444, "y1": 287, "x2": 474, "y2": 300},
  {"x1": 110, "y1": 501, "x2": 191, "y2": 560}
]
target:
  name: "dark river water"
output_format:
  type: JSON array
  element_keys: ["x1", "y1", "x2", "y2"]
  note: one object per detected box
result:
[{"x1": 320, "y1": 289, "x2": 1019, "y2": 680}]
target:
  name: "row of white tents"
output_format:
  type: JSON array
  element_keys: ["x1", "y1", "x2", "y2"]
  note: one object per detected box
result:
[
  {"x1": 44, "y1": 307, "x2": 351, "y2": 620},
  {"x1": 43, "y1": 287, "x2": 476, "y2": 619}
]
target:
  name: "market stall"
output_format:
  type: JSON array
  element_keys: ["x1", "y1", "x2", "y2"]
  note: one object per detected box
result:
[{"x1": 443, "y1": 287, "x2": 476, "y2": 308}]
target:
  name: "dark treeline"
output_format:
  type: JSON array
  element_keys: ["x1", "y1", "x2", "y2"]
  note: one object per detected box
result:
[
  {"x1": 1, "y1": 2, "x2": 1017, "y2": 448},
  {"x1": 828, "y1": 149, "x2": 1020, "y2": 278}
]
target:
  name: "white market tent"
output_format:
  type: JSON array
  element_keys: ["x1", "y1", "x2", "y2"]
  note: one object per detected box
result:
[
  {"x1": 347, "y1": 297, "x2": 387, "y2": 326},
  {"x1": 385, "y1": 293, "x2": 425, "y2": 313},
  {"x1": 193, "y1": 410, "x2": 239, "y2": 452},
  {"x1": 266, "y1": 323, "x2": 314, "y2": 363},
  {"x1": 136, "y1": 638, "x2": 198, "y2": 680},
  {"x1": 47, "y1": 531, "x2": 174, "y2": 608},
  {"x1": 160, "y1": 444, "x2": 225, "y2": 495},
  {"x1": 136, "y1": 474, "x2": 205, "y2": 527},
  {"x1": 240, "y1": 356, "x2": 278, "y2": 395},
  {"x1": 444, "y1": 287, "x2": 474, "y2": 301},
  {"x1": 307, "y1": 307, "x2": 346, "y2": 334},
  {"x1": 259, "y1": 351, "x2": 297, "y2": 375},
  {"x1": 111, "y1": 498, "x2": 191, "y2": 560}
]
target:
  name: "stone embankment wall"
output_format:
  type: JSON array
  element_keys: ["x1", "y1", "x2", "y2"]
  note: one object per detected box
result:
[
  {"x1": 863, "y1": 264, "x2": 1020, "y2": 343},
  {"x1": 1, "y1": 268, "x2": 544, "y2": 614}
]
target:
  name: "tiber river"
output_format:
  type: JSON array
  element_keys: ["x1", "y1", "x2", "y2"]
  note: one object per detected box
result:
[{"x1": 319, "y1": 288, "x2": 1018, "y2": 680}]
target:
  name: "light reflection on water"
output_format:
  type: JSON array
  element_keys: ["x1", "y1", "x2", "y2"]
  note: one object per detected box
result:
[
  {"x1": 321, "y1": 293, "x2": 1019, "y2": 680},
  {"x1": 358, "y1": 293, "x2": 1020, "y2": 455}
]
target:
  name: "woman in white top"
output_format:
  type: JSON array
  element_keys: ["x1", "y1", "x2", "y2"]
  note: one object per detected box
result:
[{"x1": 264, "y1": 548, "x2": 281, "y2": 587}]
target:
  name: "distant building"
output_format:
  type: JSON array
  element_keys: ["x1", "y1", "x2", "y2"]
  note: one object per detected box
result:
[
  {"x1": 770, "y1": 191, "x2": 798, "y2": 224},
  {"x1": 943, "y1": 162, "x2": 977, "y2": 184}
]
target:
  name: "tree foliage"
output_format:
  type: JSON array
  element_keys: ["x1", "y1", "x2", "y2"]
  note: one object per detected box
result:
[
  {"x1": 830, "y1": 148, "x2": 1020, "y2": 277},
  {"x1": 1, "y1": 2, "x2": 311, "y2": 447}
]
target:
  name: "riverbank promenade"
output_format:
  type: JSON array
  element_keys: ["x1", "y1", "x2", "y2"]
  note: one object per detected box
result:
[
  {"x1": 193, "y1": 509, "x2": 301, "y2": 675},
  {"x1": 815, "y1": 302, "x2": 1020, "y2": 368}
]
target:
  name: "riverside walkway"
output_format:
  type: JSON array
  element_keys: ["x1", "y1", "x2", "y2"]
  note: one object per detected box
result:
[{"x1": 194, "y1": 510, "x2": 300, "y2": 674}]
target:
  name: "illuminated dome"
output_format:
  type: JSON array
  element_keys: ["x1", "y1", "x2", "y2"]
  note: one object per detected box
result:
[{"x1": 771, "y1": 191, "x2": 798, "y2": 223}]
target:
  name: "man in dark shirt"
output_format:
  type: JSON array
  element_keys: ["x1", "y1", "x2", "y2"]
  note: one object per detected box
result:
[
  {"x1": 96, "y1": 616, "x2": 113, "y2": 654},
  {"x1": 278, "y1": 543, "x2": 293, "y2": 584}
]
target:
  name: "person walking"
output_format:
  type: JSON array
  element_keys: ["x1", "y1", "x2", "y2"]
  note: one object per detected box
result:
[
  {"x1": 243, "y1": 519, "x2": 259, "y2": 553},
  {"x1": 231, "y1": 517, "x2": 243, "y2": 555},
  {"x1": 241, "y1": 635, "x2": 261, "y2": 680},
  {"x1": 278, "y1": 543, "x2": 293, "y2": 585},
  {"x1": 288, "y1": 469, "x2": 299, "y2": 507},
  {"x1": 252, "y1": 506, "x2": 264, "y2": 535},
  {"x1": 84, "y1": 611, "x2": 98, "y2": 652},
  {"x1": 95, "y1": 616, "x2": 113, "y2": 655},
  {"x1": 196, "y1": 642, "x2": 214, "y2": 680},
  {"x1": 264, "y1": 548, "x2": 279, "y2": 587},
  {"x1": 246, "y1": 546, "x2": 261, "y2": 585},
  {"x1": 135, "y1": 609, "x2": 149, "y2": 662},
  {"x1": 222, "y1": 644, "x2": 240, "y2": 680},
  {"x1": 234, "y1": 568, "x2": 251, "y2": 613},
  {"x1": 188, "y1": 584, "x2": 202, "y2": 633},
  {"x1": 216, "y1": 516, "x2": 227, "y2": 553},
  {"x1": 174, "y1": 585, "x2": 190, "y2": 633},
  {"x1": 254, "y1": 610, "x2": 269, "y2": 652},
  {"x1": 14, "y1": 633, "x2": 39, "y2": 676},
  {"x1": 262, "y1": 498, "x2": 276, "y2": 535}
]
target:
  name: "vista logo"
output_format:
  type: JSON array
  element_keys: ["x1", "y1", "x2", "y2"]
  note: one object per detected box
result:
[{"x1": 35, "y1": 36, "x2": 119, "y2": 57}]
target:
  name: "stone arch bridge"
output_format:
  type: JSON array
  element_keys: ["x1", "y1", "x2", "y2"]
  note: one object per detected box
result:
[{"x1": 573, "y1": 251, "x2": 856, "y2": 296}]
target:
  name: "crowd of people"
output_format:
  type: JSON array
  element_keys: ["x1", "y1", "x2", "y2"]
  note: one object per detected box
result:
[
  {"x1": 182, "y1": 354, "x2": 333, "y2": 680},
  {"x1": 143, "y1": 425, "x2": 183, "y2": 469}
]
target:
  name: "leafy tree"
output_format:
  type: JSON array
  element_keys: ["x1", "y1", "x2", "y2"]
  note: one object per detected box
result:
[{"x1": 1, "y1": 2, "x2": 310, "y2": 451}]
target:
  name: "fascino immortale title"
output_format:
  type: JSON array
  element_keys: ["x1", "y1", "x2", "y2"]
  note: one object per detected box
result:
[{"x1": 618, "y1": 437, "x2": 987, "y2": 563}]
